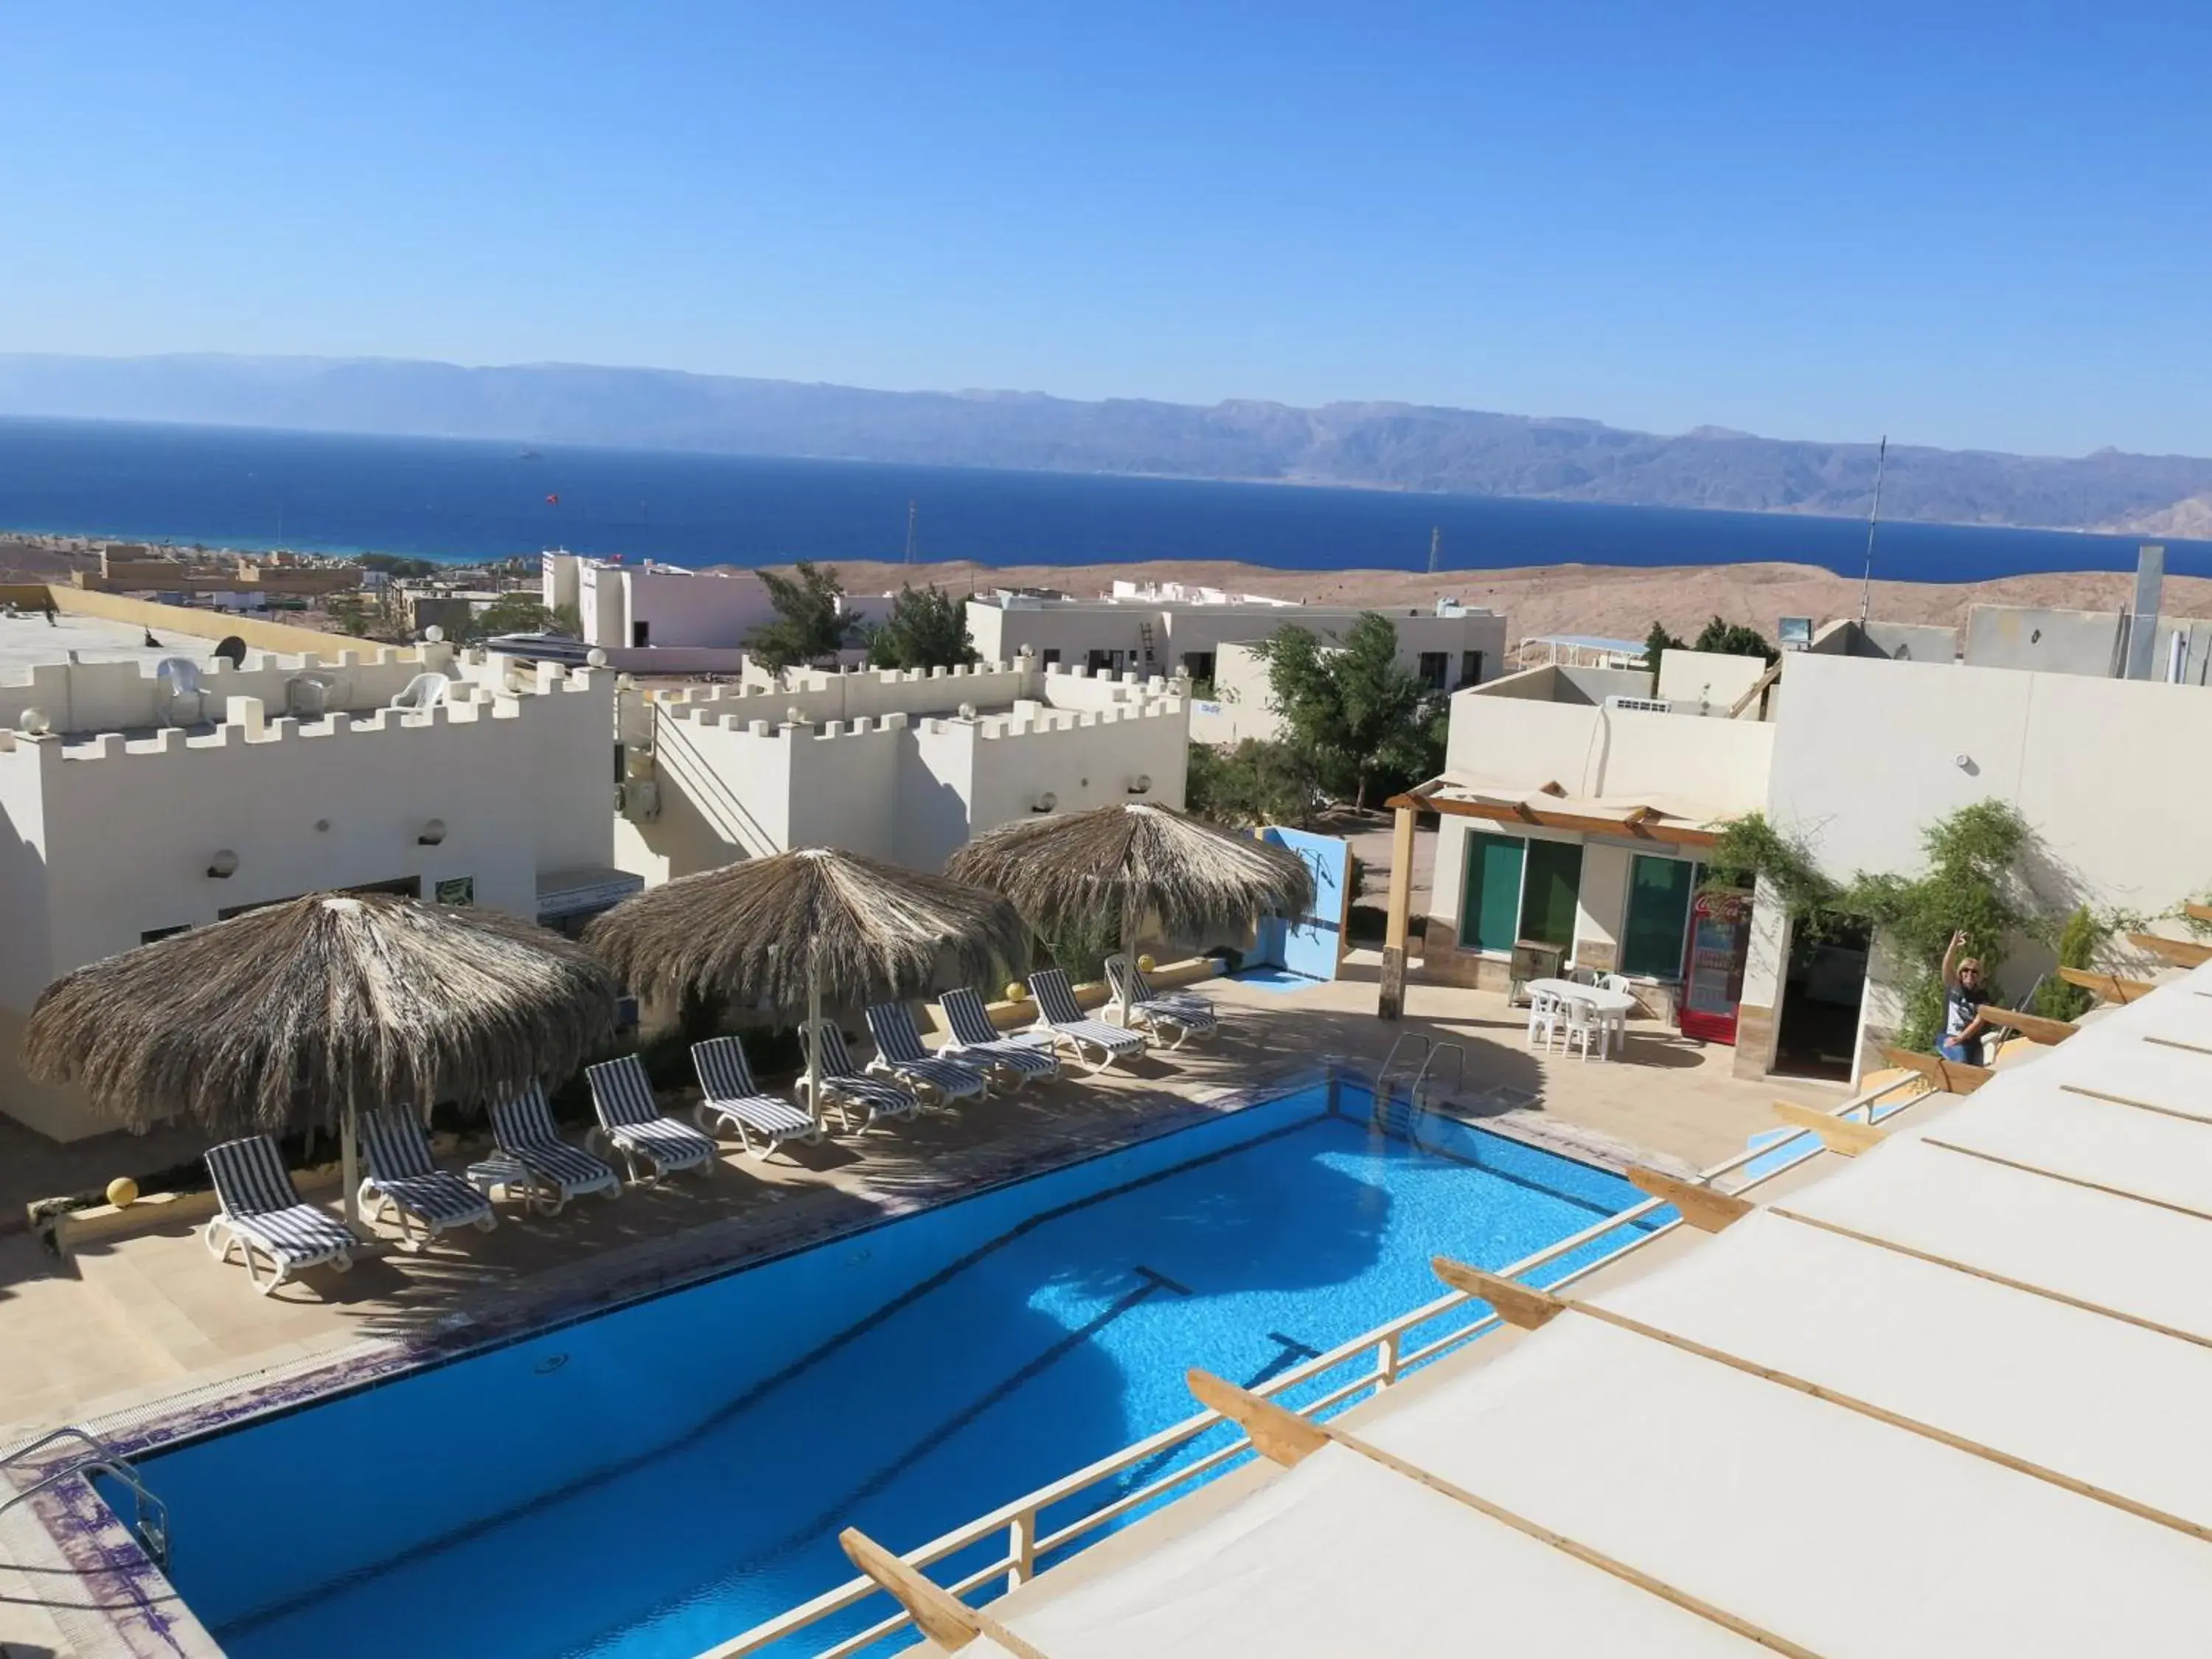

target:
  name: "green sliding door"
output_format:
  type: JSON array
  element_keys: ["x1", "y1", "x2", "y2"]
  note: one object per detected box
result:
[
  {"x1": 1621, "y1": 855, "x2": 1697, "y2": 978},
  {"x1": 1459, "y1": 831, "x2": 1526, "y2": 952},
  {"x1": 1517, "y1": 839, "x2": 1583, "y2": 949}
]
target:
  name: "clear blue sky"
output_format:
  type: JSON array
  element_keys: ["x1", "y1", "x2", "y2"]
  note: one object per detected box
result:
[{"x1": 3, "y1": 3, "x2": 2208, "y2": 456}]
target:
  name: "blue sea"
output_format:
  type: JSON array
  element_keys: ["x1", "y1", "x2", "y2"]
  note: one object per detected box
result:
[{"x1": 1, "y1": 414, "x2": 2203, "y2": 581}]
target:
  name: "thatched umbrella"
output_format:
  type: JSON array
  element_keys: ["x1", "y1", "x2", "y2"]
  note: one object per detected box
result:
[
  {"x1": 584, "y1": 847, "x2": 1029, "y2": 1121},
  {"x1": 24, "y1": 892, "x2": 622, "y2": 1226},
  {"x1": 945, "y1": 801, "x2": 1316, "y2": 949}
]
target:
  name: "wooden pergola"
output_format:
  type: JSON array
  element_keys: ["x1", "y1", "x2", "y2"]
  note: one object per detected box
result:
[{"x1": 1374, "y1": 775, "x2": 1727, "y2": 1020}]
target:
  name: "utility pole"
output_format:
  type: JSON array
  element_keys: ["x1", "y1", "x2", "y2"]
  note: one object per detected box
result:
[
  {"x1": 903, "y1": 500, "x2": 918, "y2": 566},
  {"x1": 1858, "y1": 437, "x2": 1887, "y2": 627},
  {"x1": 1427, "y1": 525, "x2": 1441, "y2": 576}
]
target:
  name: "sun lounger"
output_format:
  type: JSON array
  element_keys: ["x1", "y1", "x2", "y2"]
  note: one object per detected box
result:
[
  {"x1": 1105, "y1": 953, "x2": 1218, "y2": 1048},
  {"x1": 865, "y1": 1001, "x2": 995, "y2": 1103},
  {"x1": 936, "y1": 987, "x2": 1062, "y2": 1086},
  {"x1": 203, "y1": 1134, "x2": 358, "y2": 1295},
  {"x1": 490, "y1": 1082, "x2": 622, "y2": 1212},
  {"x1": 691, "y1": 1035, "x2": 821, "y2": 1159},
  {"x1": 801, "y1": 1019, "x2": 922, "y2": 1132},
  {"x1": 358, "y1": 1107, "x2": 497, "y2": 1250},
  {"x1": 1029, "y1": 967, "x2": 1149, "y2": 1074},
  {"x1": 586, "y1": 1054, "x2": 719, "y2": 1184}
]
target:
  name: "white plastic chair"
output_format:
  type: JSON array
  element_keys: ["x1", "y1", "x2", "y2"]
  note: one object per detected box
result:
[
  {"x1": 389, "y1": 672, "x2": 451, "y2": 712},
  {"x1": 1559, "y1": 995, "x2": 1604, "y2": 1062},
  {"x1": 1526, "y1": 989, "x2": 1562, "y2": 1051}
]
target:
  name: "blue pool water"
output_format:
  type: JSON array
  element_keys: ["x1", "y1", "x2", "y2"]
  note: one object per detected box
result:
[{"x1": 131, "y1": 1083, "x2": 1660, "y2": 1658}]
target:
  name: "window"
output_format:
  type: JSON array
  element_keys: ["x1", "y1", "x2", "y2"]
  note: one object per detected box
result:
[
  {"x1": 1620, "y1": 856, "x2": 1697, "y2": 978},
  {"x1": 1457, "y1": 650, "x2": 1484, "y2": 689},
  {"x1": 1458, "y1": 832, "x2": 1525, "y2": 952},
  {"x1": 1417, "y1": 651, "x2": 1449, "y2": 691},
  {"x1": 1040, "y1": 648, "x2": 1062, "y2": 667},
  {"x1": 1086, "y1": 648, "x2": 1115, "y2": 674},
  {"x1": 1517, "y1": 839, "x2": 1584, "y2": 949},
  {"x1": 1181, "y1": 651, "x2": 1216, "y2": 683},
  {"x1": 631, "y1": 619, "x2": 651, "y2": 647}
]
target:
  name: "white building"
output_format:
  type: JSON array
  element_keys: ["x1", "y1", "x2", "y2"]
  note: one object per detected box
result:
[
  {"x1": 1402, "y1": 622, "x2": 2212, "y2": 1087},
  {"x1": 964, "y1": 583, "x2": 1508, "y2": 725},
  {"x1": 0, "y1": 636, "x2": 620, "y2": 1140},
  {"x1": 540, "y1": 552, "x2": 894, "y2": 675},
  {"x1": 613, "y1": 658, "x2": 1190, "y2": 881}
]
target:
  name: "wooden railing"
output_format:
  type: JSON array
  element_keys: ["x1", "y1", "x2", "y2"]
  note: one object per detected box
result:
[{"x1": 698, "y1": 1070, "x2": 1925, "y2": 1659}]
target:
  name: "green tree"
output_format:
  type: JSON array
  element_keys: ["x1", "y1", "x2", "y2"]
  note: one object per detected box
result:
[
  {"x1": 1251, "y1": 613, "x2": 1441, "y2": 811},
  {"x1": 324, "y1": 591, "x2": 375, "y2": 638},
  {"x1": 355, "y1": 554, "x2": 440, "y2": 579},
  {"x1": 865, "y1": 583, "x2": 980, "y2": 670},
  {"x1": 462, "y1": 592, "x2": 557, "y2": 641},
  {"x1": 1644, "y1": 620, "x2": 1687, "y2": 669},
  {"x1": 1691, "y1": 616, "x2": 1778, "y2": 661},
  {"x1": 1186, "y1": 739, "x2": 1318, "y2": 827},
  {"x1": 748, "y1": 562, "x2": 854, "y2": 671},
  {"x1": 2028, "y1": 905, "x2": 2102, "y2": 1023}
]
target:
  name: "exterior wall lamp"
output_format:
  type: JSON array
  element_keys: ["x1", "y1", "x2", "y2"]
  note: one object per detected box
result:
[
  {"x1": 1032, "y1": 791, "x2": 1058, "y2": 814},
  {"x1": 418, "y1": 818, "x2": 448, "y2": 846},
  {"x1": 206, "y1": 849, "x2": 239, "y2": 880},
  {"x1": 1126, "y1": 774, "x2": 1153, "y2": 795}
]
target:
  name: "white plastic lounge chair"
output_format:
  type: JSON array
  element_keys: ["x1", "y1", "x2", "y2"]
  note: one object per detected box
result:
[
  {"x1": 800, "y1": 1019, "x2": 922, "y2": 1132},
  {"x1": 585, "y1": 1054, "x2": 718, "y2": 1184},
  {"x1": 865, "y1": 1001, "x2": 995, "y2": 1104},
  {"x1": 691, "y1": 1036, "x2": 820, "y2": 1159},
  {"x1": 1029, "y1": 967, "x2": 1149, "y2": 1074},
  {"x1": 936, "y1": 987, "x2": 1061, "y2": 1088},
  {"x1": 203, "y1": 1135, "x2": 356, "y2": 1295},
  {"x1": 490, "y1": 1083, "x2": 622, "y2": 1213},
  {"x1": 1105, "y1": 953, "x2": 1218, "y2": 1048},
  {"x1": 358, "y1": 1107, "x2": 496, "y2": 1250},
  {"x1": 388, "y1": 671, "x2": 450, "y2": 711}
]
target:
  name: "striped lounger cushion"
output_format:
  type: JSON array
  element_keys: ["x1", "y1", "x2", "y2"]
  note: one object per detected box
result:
[
  {"x1": 692, "y1": 1037, "x2": 818, "y2": 1144},
  {"x1": 362, "y1": 1108, "x2": 495, "y2": 1228},
  {"x1": 204, "y1": 1135, "x2": 355, "y2": 1267},
  {"x1": 937, "y1": 989, "x2": 1061, "y2": 1079},
  {"x1": 865, "y1": 1003, "x2": 992, "y2": 1099},
  {"x1": 492, "y1": 1086, "x2": 621, "y2": 1195},
  {"x1": 1111, "y1": 958, "x2": 1218, "y2": 1031},
  {"x1": 588, "y1": 1055, "x2": 716, "y2": 1172},
  {"x1": 1030, "y1": 970, "x2": 1148, "y2": 1056},
  {"x1": 810, "y1": 1023, "x2": 921, "y2": 1118}
]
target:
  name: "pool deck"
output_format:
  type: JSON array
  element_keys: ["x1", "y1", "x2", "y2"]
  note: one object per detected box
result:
[{"x1": 0, "y1": 964, "x2": 1842, "y2": 1656}]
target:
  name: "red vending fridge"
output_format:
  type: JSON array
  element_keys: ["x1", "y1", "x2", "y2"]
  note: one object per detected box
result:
[{"x1": 1679, "y1": 891, "x2": 1752, "y2": 1044}]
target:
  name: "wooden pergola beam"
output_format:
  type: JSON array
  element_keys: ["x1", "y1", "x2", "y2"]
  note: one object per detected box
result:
[
  {"x1": 1382, "y1": 791, "x2": 1718, "y2": 848},
  {"x1": 2058, "y1": 965, "x2": 2157, "y2": 1004},
  {"x1": 1430, "y1": 1256, "x2": 1568, "y2": 1329},
  {"x1": 1627, "y1": 1166, "x2": 1753, "y2": 1231},
  {"x1": 2187, "y1": 902, "x2": 2212, "y2": 927},
  {"x1": 838, "y1": 1528, "x2": 1048, "y2": 1658},
  {"x1": 2129, "y1": 931, "x2": 2212, "y2": 970},
  {"x1": 1186, "y1": 1368, "x2": 1328, "y2": 1466},
  {"x1": 1979, "y1": 1006, "x2": 2078, "y2": 1046},
  {"x1": 1774, "y1": 1098, "x2": 1891, "y2": 1155},
  {"x1": 1879, "y1": 1046, "x2": 1994, "y2": 1095}
]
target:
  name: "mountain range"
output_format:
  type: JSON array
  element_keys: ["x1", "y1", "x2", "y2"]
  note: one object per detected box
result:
[{"x1": 1, "y1": 352, "x2": 2207, "y2": 536}]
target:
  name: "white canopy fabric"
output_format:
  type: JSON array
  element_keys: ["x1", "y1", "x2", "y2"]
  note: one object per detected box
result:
[{"x1": 939, "y1": 965, "x2": 2212, "y2": 1658}]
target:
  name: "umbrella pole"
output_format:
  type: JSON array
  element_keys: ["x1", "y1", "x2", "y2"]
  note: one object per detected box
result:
[
  {"x1": 806, "y1": 954, "x2": 825, "y2": 1131},
  {"x1": 341, "y1": 1099, "x2": 362, "y2": 1231}
]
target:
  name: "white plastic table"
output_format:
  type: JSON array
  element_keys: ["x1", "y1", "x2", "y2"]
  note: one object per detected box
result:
[{"x1": 1525, "y1": 978, "x2": 1636, "y2": 1059}]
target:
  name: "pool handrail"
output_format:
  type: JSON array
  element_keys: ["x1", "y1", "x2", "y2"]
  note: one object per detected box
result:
[{"x1": 698, "y1": 1068, "x2": 1930, "y2": 1659}]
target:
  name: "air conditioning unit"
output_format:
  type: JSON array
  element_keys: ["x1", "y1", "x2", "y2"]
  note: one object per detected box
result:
[
  {"x1": 616, "y1": 778, "x2": 661, "y2": 822},
  {"x1": 1606, "y1": 695, "x2": 1672, "y2": 714}
]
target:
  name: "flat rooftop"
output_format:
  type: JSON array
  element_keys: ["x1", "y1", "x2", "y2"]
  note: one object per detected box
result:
[{"x1": 0, "y1": 611, "x2": 220, "y2": 678}]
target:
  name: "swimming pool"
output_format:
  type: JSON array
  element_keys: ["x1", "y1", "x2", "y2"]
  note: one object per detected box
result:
[{"x1": 126, "y1": 1077, "x2": 1660, "y2": 1658}]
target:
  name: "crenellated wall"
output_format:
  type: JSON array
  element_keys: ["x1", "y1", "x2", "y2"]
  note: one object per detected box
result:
[
  {"x1": 0, "y1": 658, "x2": 616, "y2": 1140},
  {"x1": 0, "y1": 641, "x2": 462, "y2": 737}
]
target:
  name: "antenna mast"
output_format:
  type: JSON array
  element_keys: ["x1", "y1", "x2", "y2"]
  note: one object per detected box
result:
[
  {"x1": 903, "y1": 500, "x2": 918, "y2": 566},
  {"x1": 1857, "y1": 436, "x2": 1887, "y2": 626},
  {"x1": 1427, "y1": 525, "x2": 1441, "y2": 576}
]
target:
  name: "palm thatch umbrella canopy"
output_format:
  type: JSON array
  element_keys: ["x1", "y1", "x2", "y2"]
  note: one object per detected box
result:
[
  {"x1": 945, "y1": 801, "x2": 1316, "y2": 947},
  {"x1": 25, "y1": 891, "x2": 622, "y2": 1223},
  {"x1": 584, "y1": 846, "x2": 1029, "y2": 1118}
]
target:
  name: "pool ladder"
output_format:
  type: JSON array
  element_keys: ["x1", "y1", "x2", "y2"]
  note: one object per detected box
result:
[
  {"x1": 0, "y1": 1427, "x2": 170, "y2": 1570},
  {"x1": 1375, "y1": 1033, "x2": 1466, "y2": 1116}
]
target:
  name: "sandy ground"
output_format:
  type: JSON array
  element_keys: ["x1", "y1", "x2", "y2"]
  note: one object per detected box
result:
[{"x1": 818, "y1": 557, "x2": 2201, "y2": 644}]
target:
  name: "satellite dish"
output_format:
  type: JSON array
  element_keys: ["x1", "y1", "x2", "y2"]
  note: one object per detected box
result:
[
  {"x1": 214, "y1": 636, "x2": 248, "y2": 669},
  {"x1": 156, "y1": 658, "x2": 201, "y2": 697}
]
